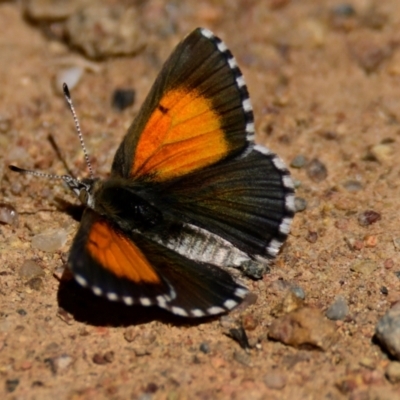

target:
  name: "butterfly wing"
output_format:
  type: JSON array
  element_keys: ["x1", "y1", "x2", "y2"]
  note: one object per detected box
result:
[
  {"x1": 68, "y1": 209, "x2": 248, "y2": 317},
  {"x1": 150, "y1": 144, "x2": 295, "y2": 271},
  {"x1": 111, "y1": 28, "x2": 254, "y2": 182}
]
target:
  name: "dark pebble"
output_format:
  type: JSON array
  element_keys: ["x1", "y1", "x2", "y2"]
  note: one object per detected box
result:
[
  {"x1": 342, "y1": 180, "x2": 363, "y2": 192},
  {"x1": 290, "y1": 154, "x2": 307, "y2": 168},
  {"x1": 112, "y1": 88, "x2": 135, "y2": 111},
  {"x1": 294, "y1": 197, "x2": 307, "y2": 212},
  {"x1": 17, "y1": 309, "x2": 27, "y2": 316},
  {"x1": 228, "y1": 326, "x2": 250, "y2": 350},
  {"x1": 320, "y1": 130, "x2": 338, "y2": 140},
  {"x1": 26, "y1": 277, "x2": 43, "y2": 291},
  {"x1": 395, "y1": 271, "x2": 400, "y2": 280},
  {"x1": 306, "y1": 230, "x2": 318, "y2": 243},
  {"x1": 332, "y1": 4, "x2": 356, "y2": 17},
  {"x1": 199, "y1": 342, "x2": 210, "y2": 354},
  {"x1": 306, "y1": 158, "x2": 328, "y2": 182},
  {"x1": 358, "y1": 210, "x2": 381, "y2": 226},
  {"x1": 145, "y1": 382, "x2": 158, "y2": 393},
  {"x1": 93, "y1": 351, "x2": 114, "y2": 365},
  {"x1": 381, "y1": 286, "x2": 389, "y2": 295},
  {"x1": 5, "y1": 378, "x2": 19, "y2": 393}
]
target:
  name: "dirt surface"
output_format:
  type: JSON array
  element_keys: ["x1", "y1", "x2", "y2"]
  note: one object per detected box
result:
[{"x1": 1, "y1": 0, "x2": 400, "y2": 399}]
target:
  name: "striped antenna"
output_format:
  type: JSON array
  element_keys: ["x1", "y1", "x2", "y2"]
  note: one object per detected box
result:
[
  {"x1": 8, "y1": 165, "x2": 71, "y2": 183},
  {"x1": 62, "y1": 83, "x2": 94, "y2": 179},
  {"x1": 9, "y1": 164, "x2": 85, "y2": 201}
]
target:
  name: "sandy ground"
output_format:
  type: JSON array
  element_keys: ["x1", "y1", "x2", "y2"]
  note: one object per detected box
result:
[{"x1": 1, "y1": 0, "x2": 400, "y2": 399}]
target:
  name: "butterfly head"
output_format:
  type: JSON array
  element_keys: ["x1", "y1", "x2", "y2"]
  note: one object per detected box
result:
[{"x1": 63, "y1": 175, "x2": 97, "y2": 208}]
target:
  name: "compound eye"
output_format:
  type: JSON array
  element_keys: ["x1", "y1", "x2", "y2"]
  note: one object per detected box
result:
[{"x1": 79, "y1": 189, "x2": 89, "y2": 205}]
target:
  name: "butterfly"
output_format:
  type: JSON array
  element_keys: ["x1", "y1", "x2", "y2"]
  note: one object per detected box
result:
[{"x1": 10, "y1": 28, "x2": 295, "y2": 318}]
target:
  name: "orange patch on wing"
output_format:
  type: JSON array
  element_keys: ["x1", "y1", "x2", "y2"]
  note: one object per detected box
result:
[
  {"x1": 86, "y1": 220, "x2": 160, "y2": 284},
  {"x1": 132, "y1": 88, "x2": 229, "y2": 181}
]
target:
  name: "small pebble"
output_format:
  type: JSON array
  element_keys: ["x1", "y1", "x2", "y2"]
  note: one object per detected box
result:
[
  {"x1": 24, "y1": 0, "x2": 82, "y2": 20},
  {"x1": 381, "y1": 286, "x2": 389, "y2": 295},
  {"x1": 228, "y1": 326, "x2": 250, "y2": 350},
  {"x1": 384, "y1": 259, "x2": 394, "y2": 269},
  {"x1": 319, "y1": 130, "x2": 338, "y2": 140},
  {"x1": 271, "y1": 291, "x2": 305, "y2": 317},
  {"x1": 306, "y1": 230, "x2": 318, "y2": 243},
  {"x1": 364, "y1": 235, "x2": 378, "y2": 247},
  {"x1": 31, "y1": 228, "x2": 67, "y2": 252},
  {"x1": 10, "y1": 181, "x2": 23, "y2": 195},
  {"x1": 350, "y1": 260, "x2": 378, "y2": 275},
  {"x1": 306, "y1": 158, "x2": 328, "y2": 182},
  {"x1": 199, "y1": 342, "x2": 210, "y2": 354},
  {"x1": 350, "y1": 38, "x2": 391, "y2": 73},
  {"x1": 112, "y1": 88, "x2": 135, "y2": 111},
  {"x1": 17, "y1": 309, "x2": 27, "y2": 316},
  {"x1": 54, "y1": 66, "x2": 83, "y2": 94},
  {"x1": 5, "y1": 378, "x2": 19, "y2": 393},
  {"x1": 123, "y1": 328, "x2": 138, "y2": 343},
  {"x1": 290, "y1": 154, "x2": 307, "y2": 168},
  {"x1": 294, "y1": 197, "x2": 307, "y2": 212},
  {"x1": 263, "y1": 371, "x2": 287, "y2": 390},
  {"x1": 385, "y1": 362, "x2": 400, "y2": 383},
  {"x1": 291, "y1": 286, "x2": 306, "y2": 300},
  {"x1": 393, "y1": 238, "x2": 400, "y2": 250},
  {"x1": 133, "y1": 347, "x2": 151, "y2": 357},
  {"x1": 0, "y1": 203, "x2": 19, "y2": 227},
  {"x1": 46, "y1": 355, "x2": 73, "y2": 373},
  {"x1": 332, "y1": 4, "x2": 356, "y2": 17},
  {"x1": 326, "y1": 296, "x2": 349, "y2": 321},
  {"x1": 144, "y1": 382, "x2": 158, "y2": 394},
  {"x1": 92, "y1": 351, "x2": 114, "y2": 365},
  {"x1": 375, "y1": 303, "x2": 400, "y2": 360},
  {"x1": 369, "y1": 143, "x2": 393, "y2": 163},
  {"x1": 27, "y1": 277, "x2": 43, "y2": 291},
  {"x1": 233, "y1": 350, "x2": 252, "y2": 367},
  {"x1": 342, "y1": 180, "x2": 363, "y2": 192},
  {"x1": 18, "y1": 260, "x2": 44, "y2": 280},
  {"x1": 138, "y1": 394, "x2": 153, "y2": 400},
  {"x1": 241, "y1": 314, "x2": 259, "y2": 331},
  {"x1": 292, "y1": 178, "x2": 302, "y2": 189},
  {"x1": 65, "y1": 5, "x2": 146, "y2": 59},
  {"x1": 395, "y1": 271, "x2": 400, "y2": 280},
  {"x1": 359, "y1": 357, "x2": 376, "y2": 370},
  {"x1": 358, "y1": 210, "x2": 381, "y2": 226},
  {"x1": 268, "y1": 307, "x2": 338, "y2": 350}
]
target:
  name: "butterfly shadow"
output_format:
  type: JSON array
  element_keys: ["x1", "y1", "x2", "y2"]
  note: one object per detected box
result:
[{"x1": 57, "y1": 277, "x2": 217, "y2": 327}]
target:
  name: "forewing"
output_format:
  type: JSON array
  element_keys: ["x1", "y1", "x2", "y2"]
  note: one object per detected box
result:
[{"x1": 111, "y1": 28, "x2": 254, "y2": 182}]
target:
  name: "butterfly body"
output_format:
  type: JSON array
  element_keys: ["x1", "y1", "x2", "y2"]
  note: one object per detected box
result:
[{"x1": 12, "y1": 28, "x2": 295, "y2": 318}]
